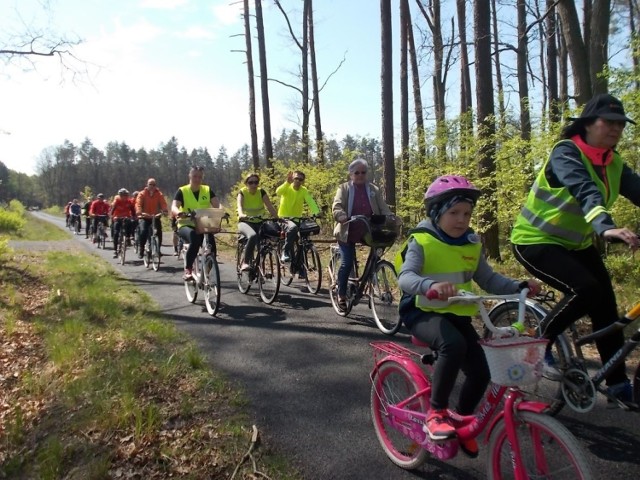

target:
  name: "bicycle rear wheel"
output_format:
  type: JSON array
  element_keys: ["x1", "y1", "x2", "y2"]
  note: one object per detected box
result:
[
  {"x1": 370, "y1": 260, "x2": 402, "y2": 335},
  {"x1": 303, "y1": 244, "x2": 322, "y2": 294},
  {"x1": 370, "y1": 361, "x2": 429, "y2": 470},
  {"x1": 487, "y1": 411, "x2": 593, "y2": 479},
  {"x1": 236, "y1": 240, "x2": 251, "y2": 294},
  {"x1": 184, "y1": 255, "x2": 198, "y2": 303},
  {"x1": 258, "y1": 248, "x2": 280, "y2": 304},
  {"x1": 151, "y1": 237, "x2": 161, "y2": 271},
  {"x1": 328, "y1": 250, "x2": 351, "y2": 316},
  {"x1": 204, "y1": 256, "x2": 221, "y2": 316},
  {"x1": 488, "y1": 301, "x2": 568, "y2": 415}
]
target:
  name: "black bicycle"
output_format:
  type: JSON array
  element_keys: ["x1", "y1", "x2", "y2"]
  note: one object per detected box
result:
[
  {"x1": 327, "y1": 214, "x2": 402, "y2": 335},
  {"x1": 113, "y1": 217, "x2": 133, "y2": 265},
  {"x1": 278, "y1": 216, "x2": 322, "y2": 294},
  {"x1": 236, "y1": 217, "x2": 282, "y2": 304},
  {"x1": 140, "y1": 212, "x2": 163, "y2": 271},
  {"x1": 92, "y1": 215, "x2": 109, "y2": 249},
  {"x1": 69, "y1": 213, "x2": 81, "y2": 235},
  {"x1": 487, "y1": 291, "x2": 640, "y2": 414}
]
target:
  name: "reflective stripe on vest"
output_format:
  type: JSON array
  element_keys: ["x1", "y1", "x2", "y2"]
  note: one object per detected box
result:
[
  {"x1": 177, "y1": 184, "x2": 211, "y2": 228},
  {"x1": 511, "y1": 140, "x2": 622, "y2": 249},
  {"x1": 410, "y1": 232, "x2": 482, "y2": 316}
]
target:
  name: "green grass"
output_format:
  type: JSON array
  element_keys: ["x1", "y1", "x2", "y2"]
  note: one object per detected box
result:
[
  {"x1": 0, "y1": 248, "x2": 303, "y2": 479},
  {"x1": 12, "y1": 212, "x2": 71, "y2": 241}
]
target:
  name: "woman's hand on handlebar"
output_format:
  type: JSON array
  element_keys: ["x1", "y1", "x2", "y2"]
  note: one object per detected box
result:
[
  {"x1": 425, "y1": 282, "x2": 457, "y2": 300},
  {"x1": 520, "y1": 279, "x2": 541, "y2": 297},
  {"x1": 603, "y1": 227, "x2": 640, "y2": 251}
]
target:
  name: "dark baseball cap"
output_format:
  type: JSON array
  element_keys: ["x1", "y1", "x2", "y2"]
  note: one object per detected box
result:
[{"x1": 569, "y1": 93, "x2": 636, "y2": 125}]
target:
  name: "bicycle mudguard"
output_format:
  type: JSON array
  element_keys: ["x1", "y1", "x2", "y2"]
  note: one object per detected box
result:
[{"x1": 484, "y1": 400, "x2": 550, "y2": 443}]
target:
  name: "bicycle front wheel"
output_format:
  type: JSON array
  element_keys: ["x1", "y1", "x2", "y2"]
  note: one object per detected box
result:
[
  {"x1": 370, "y1": 361, "x2": 429, "y2": 470},
  {"x1": 303, "y1": 244, "x2": 322, "y2": 294},
  {"x1": 119, "y1": 241, "x2": 126, "y2": 265},
  {"x1": 236, "y1": 241, "x2": 251, "y2": 294},
  {"x1": 151, "y1": 237, "x2": 161, "y2": 271},
  {"x1": 487, "y1": 411, "x2": 593, "y2": 479},
  {"x1": 258, "y1": 248, "x2": 280, "y2": 304},
  {"x1": 204, "y1": 256, "x2": 221, "y2": 316},
  {"x1": 370, "y1": 260, "x2": 402, "y2": 335},
  {"x1": 488, "y1": 301, "x2": 568, "y2": 415}
]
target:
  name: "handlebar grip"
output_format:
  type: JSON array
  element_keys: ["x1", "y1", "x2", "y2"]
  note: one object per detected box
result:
[{"x1": 426, "y1": 289, "x2": 439, "y2": 300}]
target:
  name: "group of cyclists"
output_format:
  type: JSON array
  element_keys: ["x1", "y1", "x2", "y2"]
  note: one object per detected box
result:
[
  {"x1": 63, "y1": 93, "x2": 638, "y2": 462},
  {"x1": 70, "y1": 178, "x2": 170, "y2": 259}
]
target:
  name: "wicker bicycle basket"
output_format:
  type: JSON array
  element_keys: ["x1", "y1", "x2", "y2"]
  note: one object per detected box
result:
[
  {"x1": 194, "y1": 208, "x2": 225, "y2": 234},
  {"x1": 362, "y1": 215, "x2": 402, "y2": 248},
  {"x1": 479, "y1": 336, "x2": 548, "y2": 387}
]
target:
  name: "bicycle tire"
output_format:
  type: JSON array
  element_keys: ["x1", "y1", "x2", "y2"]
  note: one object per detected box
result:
[
  {"x1": 236, "y1": 241, "x2": 251, "y2": 294},
  {"x1": 151, "y1": 237, "x2": 161, "y2": 271},
  {"x1": 328, "y1": 250, "x2": 351, "y2": 316},
  {"x1": 487, "y1": 410, "x2": 594, "y2": 479},
  {"x1": 370, "y1": 360, "x2": 429, "y2": 470},
  {"x1": 204, "y1": 255, "x2": 221, "y2": 316},
  {"x1": 303, "y1": 244, "x2": 322, "y2": 294},
  {"x1": 258, "y1": 248, "x2": 280, "y2": 304},
  {"x1": 370, "y1": 260, "x2": 402, "y2": 335},
  {"x1": 119, "y1": 239, "x2": 126, "y2": 265},
  {"x1": 184, "y1": 255, "x2": 198, "y2": 303},
  {"x1": 100, "y1": 232, "x2": 107, "y2": 250},
  {"x1": 488, "y1": 301, "x2": 569, "y2": 415},
  {"x1": 280, "y1": 243, "x2": 294, "y2": 286},
  {"x1": 633, "y1": 361, "x2": 640, "y2": 406}
]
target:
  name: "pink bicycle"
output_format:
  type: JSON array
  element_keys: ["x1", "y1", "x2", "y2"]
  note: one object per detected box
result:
[{"x1": 370, "y1": 290, "x2": 593, "y2": 478}]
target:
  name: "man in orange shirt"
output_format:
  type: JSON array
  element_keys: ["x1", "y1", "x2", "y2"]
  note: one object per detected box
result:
[
  {"x1": 89, "y1": 193, "x2": 110, "y2": 242},
  {"x1": 110, "y1": 188, "x2": 136, "y2": 257},
  {"x1": 136, "y1": 178, "x2": 169, "y2": 259}
]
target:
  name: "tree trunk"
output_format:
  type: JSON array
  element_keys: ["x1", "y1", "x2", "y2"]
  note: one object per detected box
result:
[
  {"x1": 546, "y1": 0, "x2": 561, "y2": 123},
  {"x1": 475, "y1": 0, "x2": 500, "y2": 260},
  {"x1": 491, "y1": 0, "x2": 506, "y2": 131},
  {"x1": 556, "y1": 0, "x2": 591, "y2": 103},
  {"x1": 558, "y1": 14, "x2": 569, "y2": 107},
  {"x1": 243, "y1": 0, "x2": 260, "y2": 170},
  {"x1": 308, "y1": 0, "x2": 324, "y2": 165},
  {"x1": 400, "y1": 0, "x2": 409, "y2": 202},
  {"x1": 517, "y1": 0, "x2": 531, "y2": 140},
  {"x1": 255, "y1": 0, "x2": 274, "y2": 168},
  {"x1": 301, "y1": 0, "x2": 310, "y2": 163},
  {"x1": 590, "y1": 0, "x2": 611, "y2": 95},
  {"x1": 457, "y1": 0, "x2": 472, "y2": 115},
  {"x1": 381, "y1": 0, "x2": 396, "y2": 209},
  {"x1": 407, "y1": 3, "x2": 426, "y2": 159}
]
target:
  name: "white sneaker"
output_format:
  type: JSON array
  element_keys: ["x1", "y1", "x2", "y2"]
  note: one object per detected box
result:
[{"x1": 541, "y1": 362, "x2": 562, "y2": 381}]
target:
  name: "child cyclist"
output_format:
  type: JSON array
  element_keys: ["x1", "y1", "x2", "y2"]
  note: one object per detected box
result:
[{"x1": 397, "y1": 175, "x2": 540, "y2": 456}]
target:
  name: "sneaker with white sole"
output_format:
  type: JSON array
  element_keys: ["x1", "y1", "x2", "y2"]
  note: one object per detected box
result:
[
  {"x1": 606, "y1": 379, "x2": 632, "y2": 407},
  {"x1": 424, "y1": 409, "x2": 456, "y2": 441},
  {"x1": 542, "y1": 349, "x2": 562, "y2": 381}
]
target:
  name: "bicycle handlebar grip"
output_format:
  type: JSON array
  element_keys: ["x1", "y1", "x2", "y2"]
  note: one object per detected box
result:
[{"x1": 426, "y1": 289, "x2": 439, "y2": 300}]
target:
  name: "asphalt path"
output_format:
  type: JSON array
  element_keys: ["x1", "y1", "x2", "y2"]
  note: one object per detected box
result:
[{"x1": 26, "y1": 212, "x2": 640, "y2": 479}]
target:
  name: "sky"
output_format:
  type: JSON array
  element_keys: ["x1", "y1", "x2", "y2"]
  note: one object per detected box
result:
[{"x1": 0, "y1": 0, "x2": 400, "y2": 175}]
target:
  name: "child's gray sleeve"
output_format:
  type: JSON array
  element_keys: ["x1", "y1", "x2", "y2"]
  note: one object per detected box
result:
[{"x1": 473, "y1": 255, "x2": 521, "y2": 294}]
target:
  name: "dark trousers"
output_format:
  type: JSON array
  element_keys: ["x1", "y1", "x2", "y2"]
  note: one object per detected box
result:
[
  {"x1": 178, "y1": 227, "x2": 215, "y2": 270},
  {"x1": 404, "y1": 308, "x2": 490, "y2": 414},
  {"x1": 513, "y1": 243, "x2": 627, "y2": 385},
  {"x1": 139, "y1": 217, "x2": 163, "y2": 252},
  {"x1": 281, "y1": 219, "x2": 299, "y2": 257},
  {"x1": 113, "y1": 218, "x2": 133, "y2": 251}
]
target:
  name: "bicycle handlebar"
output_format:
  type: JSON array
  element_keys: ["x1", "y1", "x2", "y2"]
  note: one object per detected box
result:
[{"x1": 425, "y1": 288, "x2": 531, "y2": 338}]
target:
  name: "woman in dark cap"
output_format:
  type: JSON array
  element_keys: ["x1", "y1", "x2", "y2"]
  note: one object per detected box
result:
[{"x1": 510, "y1": 93, "x2": 640, "y2": 404}]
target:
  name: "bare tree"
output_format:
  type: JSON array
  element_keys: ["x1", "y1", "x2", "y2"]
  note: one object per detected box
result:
[
  {"x1": 517, "y1": 0, "x2": 531, "y2": 140},
  {"x1": 591, "y1": 0, "x2": 611, "y2": 95},
  {"x1": 406, "y1": 5, "x2": 426, "y2": 159},
  {"x1": 242, "y1": 0, "x2": 260, "y2": 170},
  {"x1": 456, "y1": 0, "x2": 473, "y2": 117},
  {"x1": 556, "y1": 0, "x2": 591, "y2": 103},
  {"x1": 255, "y1": 0, "x2": 274, "y2": 168},
  {"x1": 307, "y1": 0, "x2": 324, "y2": 164},
  {"x1": 381, "y1": 0, "x2": 396, "y2": 209},
  {"x1": 490, "y1": 0, "x2": 507, "y2": 130},
  {"x1": 546, "y1": 0, "x2": 561, "y2": 123},
  {"x1": 400, "y1": 0, "x2": 410, "y2": 202}
]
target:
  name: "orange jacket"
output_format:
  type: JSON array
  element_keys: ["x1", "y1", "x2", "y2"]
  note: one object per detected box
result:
[
  {"x1": 110, "y1": 195, "x2": 135, "y2": 219},
  {"x1": 135, "y1": 187, "x2": 168, "y2": 216}
]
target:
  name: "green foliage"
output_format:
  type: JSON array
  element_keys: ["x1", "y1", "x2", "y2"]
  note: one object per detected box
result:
[
  {"x1": 8, "y1": 199, "x2": 26, "y2": 215},
  {"x1": 0, "y1": 207, "x2": 25, "y2": 233}
]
